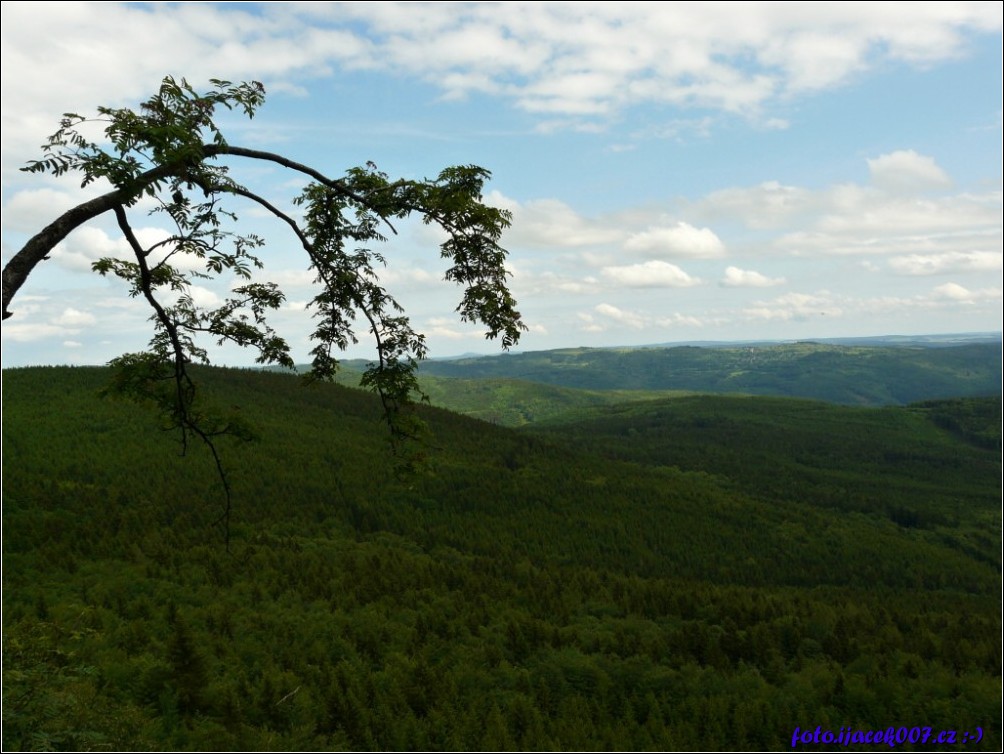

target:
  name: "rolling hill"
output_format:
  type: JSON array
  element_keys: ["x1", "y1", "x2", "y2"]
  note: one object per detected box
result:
[
  {"x1": 2, "y1": 365, "x2": 1000, "y2": 750},
  {"x1": 410, "y1": 339, "x2": 1002, "y2": 406}
]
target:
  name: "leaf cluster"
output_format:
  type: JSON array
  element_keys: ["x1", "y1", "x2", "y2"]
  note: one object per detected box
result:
[{"x1": 15, "y1": 75, "x2": 526, "y2": 530}]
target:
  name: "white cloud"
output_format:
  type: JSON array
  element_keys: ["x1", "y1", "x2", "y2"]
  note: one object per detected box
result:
[
  {"x1": 253, "y1": 268, "x2": 317, "y2": 289},
  {"x1": 2, "y1": 188, "x2": 98, "y2": 232},
  {"x1": 2, "y1": 304, "x2": 97, "y2": 343},
  {"x1": 760, "y1": 117, "x2": 790, "y2": 130},
  {"x1": 721, "y1": 266, "x2": 786, "y2": 287},
  {"x1": 423, "y1": 316, "x2": 486, "y2": 341},
  {"x1": 888, "y1": 251, "x2": 1002, "y2": 276},
  {"x1": 591, "y1": 302, "x2": 705, "y2": 331},
  {"x1": 814, "y1": 188, "x2": 992, "y2": 235},
  {"x1": 2, "y1": 1, "x2": 998, "y2": 153},
  {"x1": 775, "y1": 189, "x2": 1002, "y2": 256},
  {"x1": 867, "y1": 150, "x2": 953, "y2": 193},
  {"x1": 491, "y1": 195, "x2": 624, "y2": 249},
  {"x1": 761, "y1": 29, "x2": 868, "y2": 93},
  {"x1": 623, "y1": 222, "x2": 726, "y2": 258},
  {"x1": 375, "y1": 266, "x2": 439, "y2": 286},
  {"x1": 514, "y1": 270, "x2": 601, "y2": 297},
  {"x1": 602, "y1": 260, "x2": 700, "y2": 288},
  {"x1": 50, "y1": 226, "x2": 131, "y2": 273},
  {"x1": 743, "y1": 291, "x2": 843, "y2": 321},
  {"x1": 185, "y1": 286, "x2": 222, "y2": 309},
  {"x1": 933, "y1": 282, "x2": 973, "y2": 301},
  {"x1": 697, "y1": 181, "x2": 815, "y2": 229},
  {"x1": 48, "y1": 224, "x2": 215, "y2": 275},
  {"x1": 931, "y1": 282, "x2": 1001, "y2": 303},
  {"x1": 52, "y1": 307, "x2": 96, "y2": 327},
  {"x1": 594, "y1": 303, "x2": 648, "y2": 330},
  {"x1": 1, "y1": 322, "x2": 69, "y2": 343},
  {"x1": 488, "y1": 193, "x2": 732, "y2": 264},
  {"x1": 687, "y1": 158, "x2": 999, "y2": 265},
  {"x1": 636, "y1": 116, "x2": 716, "y2": 142}
]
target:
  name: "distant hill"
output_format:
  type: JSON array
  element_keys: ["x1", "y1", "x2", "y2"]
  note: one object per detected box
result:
[
  {"x1": 388, "y1": 374, "x2": 691, "y2": 427},
  {"x1": 408, "y1": 339, "x2": 1001, "y2": 406}
]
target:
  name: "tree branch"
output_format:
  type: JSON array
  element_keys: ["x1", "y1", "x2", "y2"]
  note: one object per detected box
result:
[
  {"x1": 114, "y1": 202, "x2": 237, "y2": 550},
  {"x1": 3, "y1": 162, "x2": 180, "y2": 319},
  {"x1": 3, "y1": 142, "x2": 385, "y2": 320}
]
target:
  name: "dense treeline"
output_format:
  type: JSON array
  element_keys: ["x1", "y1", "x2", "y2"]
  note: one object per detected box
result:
[
  {"x1": 527, "y1": 394, "x2": 1002, "y2": 547},
  {"x1": 2, "y1": 366, "x2": 1000, "y2": 750},
  {"x1": 412, "y1": 340, "x2": 1002, "y2": 406}
]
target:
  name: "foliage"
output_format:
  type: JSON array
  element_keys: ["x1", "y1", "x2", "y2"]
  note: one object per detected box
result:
[
  {"x1": 526, "y1": 393, "x2": 1002, "y2": 550},
  {"x1": 7, "y1": 75, "x2": 525, "y2": 540},
  {"x1": 2, "y1": 366, "x2": 1000, "y2": 750},
  {"x1": 330, "y1": 366, "x2": 691, "y2": 426}
]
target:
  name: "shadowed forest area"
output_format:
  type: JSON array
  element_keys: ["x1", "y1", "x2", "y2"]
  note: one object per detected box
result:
[{"x1": 2, "y1": 353, "x2": 1000, "y2": 750}]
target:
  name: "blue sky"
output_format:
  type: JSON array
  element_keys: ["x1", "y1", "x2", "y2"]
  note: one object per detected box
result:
[{"x1": 2, "y1": 2, "x2": 1001, "y2": 367}]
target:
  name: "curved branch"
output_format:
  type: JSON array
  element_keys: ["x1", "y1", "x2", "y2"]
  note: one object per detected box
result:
[
  {"x1": 2, "y1": 142, "x2": 386, "y2": 320},
  {"x1": 211, "y1": 181, "x2": 313, "y2": 252},
  {"x1": 3, "y1": 162, "x2": 179, "y2": 319},
  {"x1": 215, "y1": 146, "x2": 372, "y2": 205}
]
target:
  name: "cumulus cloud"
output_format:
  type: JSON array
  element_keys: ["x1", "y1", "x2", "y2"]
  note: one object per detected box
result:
[
  {"x1": 743, "y1": 291, "x2": 843, "y2": 321},
  {"x1": 49, "y1": 227, "x2": 131, "y2": 273},
  {"x1": 888, "y1": 251, "x2": 1002, "y2": 276},
  {"x1": 623, "y1": 222, "x2": 726, "y2": 258},
  {"x1": 594, "y1": 303, "x2": 649, "y2": 330},
  {"x1": 52, "y1": 308, "x2": 97, "y2": 327},
  {"x1": 2, "y1": 188, "x2": 98, "y2": 232},
  {"x1": 1, "y1": 301, "x2": 103, "y2": 344},
  {"x1": 933, "y1": 282, "x2": 973, "y2": 301},
  {"x1": 602, "y1": 260, "x2": 700, "y2": 288},
  {"x1": 633, "y1": 116, "x2": 716, "y2": 142},
  {"x1": 760, "y1": 29, "x2": 868, "y2": 93},
  {"x1": 775, "y1": 189, "x2": 1002, "y2": 256},
  {"x1": 591, "y1": 303, "x2": 704, "y2": 331},
  {"x1": 490, "y1": 194, "x2": 624, "y2": 249},
  {"x1": 2, "y1": 4, "x2": 1000, "y2": 358},
  {"x1": 488, "y1": 192, "x2": 730, "y2": 261},
  {"x1": 1, "y1": 322, "x2": 71, "y2": 343},
  {"x1": 720, "y1": 266, "x2": 786, "y2": 287},
  {"x1": 696, "y1": 181, "x2": 815, "y2": 229},
  {"x1": 930, "y1": 282, "x2": 1001, "y2": 303},
  {"x1": 48, "y1": 225, "x2": 212, "y2": 275},
  {"x1": 867, "y1": 150, "x2": 953, "y2": 193},
  {"x1": 691, "y1": 155, "x2": 999, "y2": 263},
  {"x1": 422, "y1": 316, "x2": 489, "y2": 341},
  {"x1": 515, "y1": 270, "x2": 601, "y2": 297},
  {"x1": 3, "y1": 1, "x2": 999, "y2": 158}
]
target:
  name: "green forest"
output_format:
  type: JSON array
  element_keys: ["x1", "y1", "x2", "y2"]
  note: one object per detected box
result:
[
  {"x1": 2, "y1": 361, "x2": 1001, "y2": 750},
  {"x1": 411, "y1": 340, "x2": 1002, "y2": 407}
]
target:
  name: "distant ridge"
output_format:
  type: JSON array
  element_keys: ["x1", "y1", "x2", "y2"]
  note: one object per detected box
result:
[
  {"x1": 408, "y1": 337, "x2": 1001, "y2": 407},
  {"x1": 433, "y1": 331, "x2": 1002, "y2": 358}
]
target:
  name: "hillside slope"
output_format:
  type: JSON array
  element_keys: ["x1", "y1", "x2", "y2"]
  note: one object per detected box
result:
[{"x1": 2, "y1": 366, "x2": 1000, "y2": 750}]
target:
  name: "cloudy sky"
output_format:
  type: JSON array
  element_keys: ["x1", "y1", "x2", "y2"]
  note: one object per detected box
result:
[{"x1": 2, "y1": 2, "x2": 1001, "y2": 367}]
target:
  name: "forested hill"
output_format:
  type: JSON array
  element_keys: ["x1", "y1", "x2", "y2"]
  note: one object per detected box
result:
[
  {"x1": 410, "y1": 340, "x2": 1002, "y2": 405},
  {"x1": 2, "y1": 366, "x2": 1001, "y2": 750}
]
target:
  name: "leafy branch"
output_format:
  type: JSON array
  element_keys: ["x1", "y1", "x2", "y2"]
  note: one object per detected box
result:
[{"x1": 6, "y1": 75, "x2": 527, "y2": 545}]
